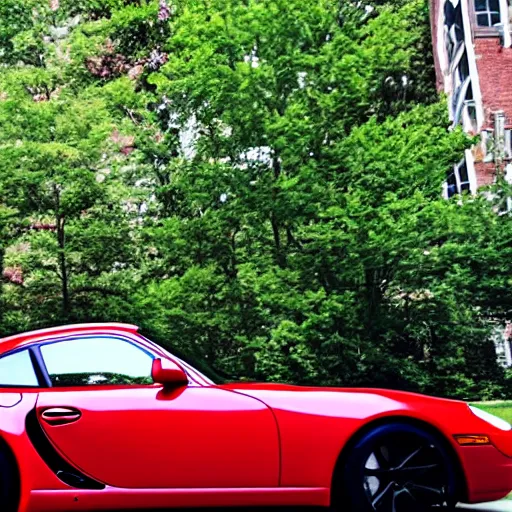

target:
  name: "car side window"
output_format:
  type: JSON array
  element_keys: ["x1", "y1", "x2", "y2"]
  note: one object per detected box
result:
[
  {"x1": 40, "y1": 336, "x2": 154, "y2": 387},
  {"x1": 0, "y1": 349, "x2": 39, "y2": 387}
]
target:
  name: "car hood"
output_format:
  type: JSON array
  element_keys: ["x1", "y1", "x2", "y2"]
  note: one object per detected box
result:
[
  {"x1": 219, "y1": 381, "x2": 463, "y2": 404},
  {"x1": 217, "y1": 381, "x2": 469, "y2": 422}
]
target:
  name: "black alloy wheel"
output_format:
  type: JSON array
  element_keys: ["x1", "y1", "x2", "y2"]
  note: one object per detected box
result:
[{"x1": 341, "y1": 423, "x2": 459, "y2": 512}]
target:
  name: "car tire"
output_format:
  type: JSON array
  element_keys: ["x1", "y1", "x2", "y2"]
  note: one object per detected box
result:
[
  {"x1": 338, "y1": 422, "x2": 459, "y2": 512},
  {"x1": 0, "y1": 445, "x2": 19, "y2": 512}
]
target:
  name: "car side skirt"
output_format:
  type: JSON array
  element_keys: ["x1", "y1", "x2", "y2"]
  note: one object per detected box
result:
[{"x1": 25, "y1": 486, "x2": 330, "y2": 511}]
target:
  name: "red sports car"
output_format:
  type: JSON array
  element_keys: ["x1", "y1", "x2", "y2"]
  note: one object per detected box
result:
[{"x1": 0, "y1": 323, "x2": 510, "y2": 512}]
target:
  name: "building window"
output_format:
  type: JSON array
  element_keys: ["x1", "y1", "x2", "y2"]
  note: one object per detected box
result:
[
  {"x1": 446, "y1": 160, "x2": 472, "y2": 198},
  {"x1": 464, "y1": 99, "x2": 478, "y2": 131},
  {"x1": 474, "y1": 0, "x2": 501, "y2": 26},
  {"x1": 444, "y1": 1, "x2": 464, "y2": 60}
]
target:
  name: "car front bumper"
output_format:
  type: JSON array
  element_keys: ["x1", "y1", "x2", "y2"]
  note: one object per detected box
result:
[{"x1": 459, "y1": 443, "x2": 512, "y2": 503}]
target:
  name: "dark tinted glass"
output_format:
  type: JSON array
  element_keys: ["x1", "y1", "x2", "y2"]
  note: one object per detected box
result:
[
  {"x1": 459, "y1": 54, "x2": 470, "y2": 81},
  {"x1": 459, "y1": 163, "x2": 469, "y2": 183},
  {"x1": 454, "y1": 25, "x2": 464, "y2": 43},
  {"x1": 489, "y1": 0, "x2": 500, "y2": 11},
  {"x1": 447, "y1": 172, "x2": 457, "y2": 198},
  {"x1": 477, "y1": 13, "x2": 490, "y2": 25}
]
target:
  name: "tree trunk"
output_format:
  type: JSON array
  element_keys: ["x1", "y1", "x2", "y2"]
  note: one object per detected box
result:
[
  {"x1": 270, "y1": 213, "x2": 285, "y2": 268},
  {"x1": 53, "y1": 185, "x2": 70, "y2": 316},
  {"x1": 271, "y1": 155, "x2": 286, "y2": 268},
  {"x1": 57, "y1": 215, "x2": 70, "y2": 316},
  {"x1": 365, "y1": 268, "x2": 380, "y2": 333}
]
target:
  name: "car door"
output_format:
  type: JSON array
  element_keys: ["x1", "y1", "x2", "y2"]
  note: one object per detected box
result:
[{"x1": 35, "y1": 334, "x2": 280, "y2": 489}]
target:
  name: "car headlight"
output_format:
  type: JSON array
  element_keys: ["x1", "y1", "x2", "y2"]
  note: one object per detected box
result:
[{"x1": 469, "y1": 406, "x2": 511, "y2": 431}]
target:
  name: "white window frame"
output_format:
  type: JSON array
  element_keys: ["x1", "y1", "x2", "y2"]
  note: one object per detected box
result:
[
  {"x1": 474, "y1": 0, "x2": 501, "y2": 26},
  {"x1": 506, "y1": 163, "x2": 512, "y2": 212},
  {"x1": 505, "y1": 129, "x2": 512, "y2": 159},
  {"x1": 500, "y1": 0, "x2": 512, "y2": 47},
  {"x1": 444, "y1": 151, "x2": 478, "y2": 198}
]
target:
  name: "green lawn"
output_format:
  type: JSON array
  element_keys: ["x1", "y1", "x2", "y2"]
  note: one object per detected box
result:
[{"x1": 470, "y1": 401, "x2": 512, "y2": 425}]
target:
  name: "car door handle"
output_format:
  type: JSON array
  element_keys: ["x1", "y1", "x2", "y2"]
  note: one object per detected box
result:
[{"x1": 41, "y1": 407, "x2": 82, "y2": 426}]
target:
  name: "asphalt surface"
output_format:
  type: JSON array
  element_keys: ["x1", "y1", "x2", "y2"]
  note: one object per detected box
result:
[
  {"x1": 458, "y1": 503, "x2": 512, "y2": 511},
  {"x1": 122, "y1": 502, "x2": 512, "y2": 511},
  {"x1": 132, "y1": 504, "x2": 512, "y2": 512}
]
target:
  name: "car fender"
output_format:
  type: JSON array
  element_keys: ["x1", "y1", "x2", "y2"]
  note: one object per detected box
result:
[{"x1": 221, "y1": 384, "x2": 472, "y2": 489}]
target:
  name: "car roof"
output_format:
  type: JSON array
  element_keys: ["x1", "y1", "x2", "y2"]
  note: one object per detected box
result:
[{"x1": 0, "y1": 323, "x2": 140, "y2": 355}]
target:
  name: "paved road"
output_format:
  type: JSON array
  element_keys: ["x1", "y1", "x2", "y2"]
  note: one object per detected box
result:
[
  {"x1": 458, "y1": 502, "x2": 512, "y2": 511},
  {"x1": 153, "y1": 504, "x2": 512, "y2": 511},
  {"x1": 174, "y1": 504, "x2": 512, "y2": 512}
]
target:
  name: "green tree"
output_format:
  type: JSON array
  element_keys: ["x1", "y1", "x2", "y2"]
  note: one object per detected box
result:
[
  {"x1": 0, "y1": 62, "x2": 137, "y2": 325},
  {"x1": 0, "y1": 0, "x2": 511, "y2": 400}
]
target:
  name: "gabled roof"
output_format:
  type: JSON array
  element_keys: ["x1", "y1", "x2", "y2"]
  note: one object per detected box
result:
[{"x1": 0, "y1": 323, "x2": 139, "y2": 354}]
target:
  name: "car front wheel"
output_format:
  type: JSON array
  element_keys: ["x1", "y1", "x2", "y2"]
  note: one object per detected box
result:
[{"x1": 340, "y1": 422, "x2": 459, "y2": 512}]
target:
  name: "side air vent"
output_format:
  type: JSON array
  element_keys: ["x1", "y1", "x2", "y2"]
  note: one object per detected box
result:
[
  {"x1": 56, "y1": 470, "x2": 91, "y2": 488},
  {"x1": 25, "y1": 409, "x2": 105, "y2": 490}
]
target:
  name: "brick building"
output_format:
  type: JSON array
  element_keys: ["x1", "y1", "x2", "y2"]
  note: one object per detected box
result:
[
  {"x1": 430, "y1": 0, "x2": 512, "y2": 363},
  {"x1": 431, "y1": 0, "x2": 512, "y2": 194}
]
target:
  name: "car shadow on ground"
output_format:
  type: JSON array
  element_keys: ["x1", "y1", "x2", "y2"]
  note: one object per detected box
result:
[
  {"x1": 106, "y1": 507, "x2": 512, "y2": 512},
  {"x1": 106, "y1": 505, "x2": 512, "y2": 512},
  {"x1": 109, "y1": 509, "x2": 323, "y2": 512}
]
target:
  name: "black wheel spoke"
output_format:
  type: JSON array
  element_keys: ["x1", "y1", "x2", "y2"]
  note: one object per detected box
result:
[
  {"x1": 390, "y1": 489, "x2": 397, "y2": 512},
  {"x1": 401, "y1": 486, "x2": 417, "y2": 503},
  {"x1": 396, "y1": 446, "x2": 423, "y2": 469},
  {"x1": 399, "y1": 463, "x2": 438, "y2": 472},
  {"x1": 366, "y1": 462, "x2": 439, "y2": 481},
  {"x1": 374, "y1": 446, "x2": 390, "y2": 469},
  {"x1": 393, "y1": 485, "x2": 419, "y2": 512},
  {"x1": 372, "y1": 481, "x2": 395, "y2": 508},
  {"x1": 397, "y1": 463, "x2": 439, "y2": 479},
  {"x1": 406, "y1": 482, "x2": 444, "y2": 498}
]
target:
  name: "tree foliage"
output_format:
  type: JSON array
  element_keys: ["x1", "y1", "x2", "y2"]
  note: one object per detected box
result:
[{"x1": 0, "y1": 0, "x2": 511, "y2": 400}]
